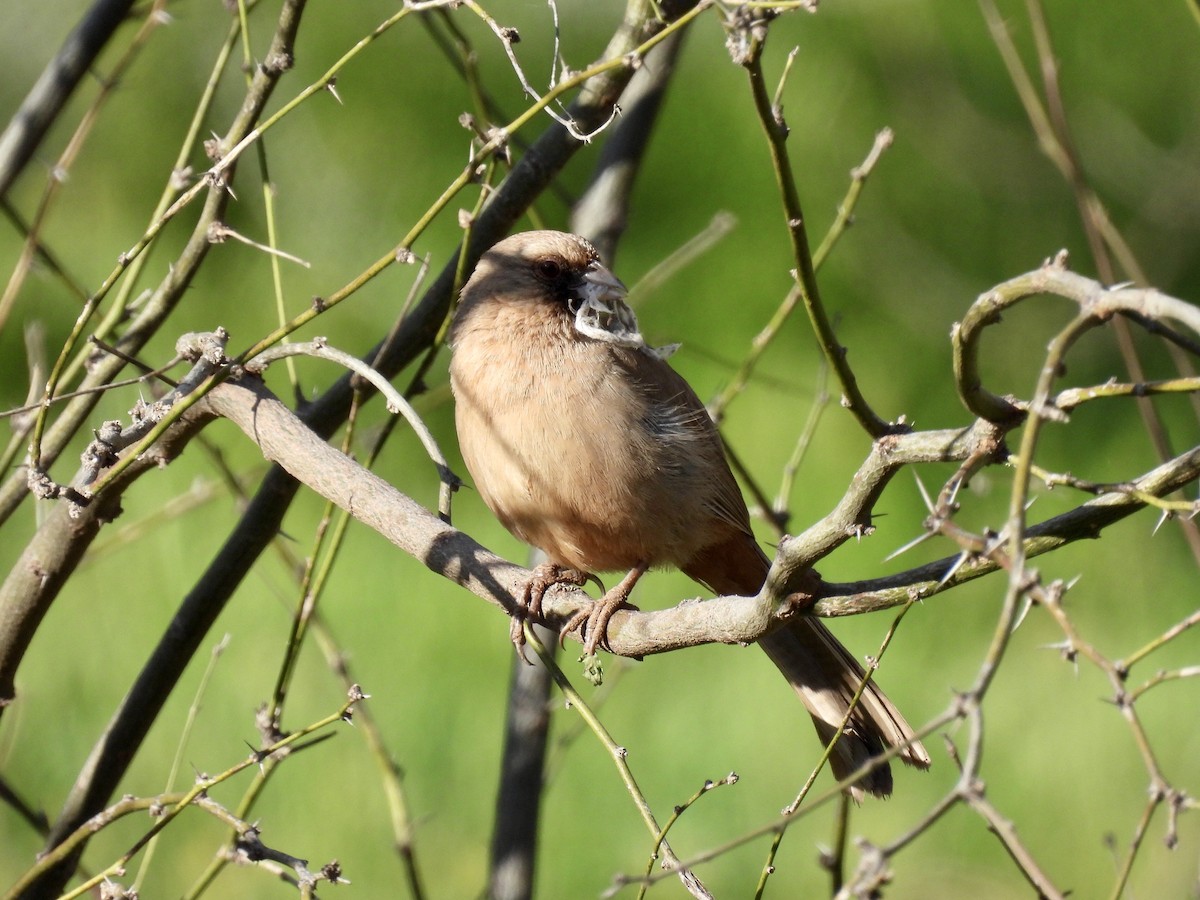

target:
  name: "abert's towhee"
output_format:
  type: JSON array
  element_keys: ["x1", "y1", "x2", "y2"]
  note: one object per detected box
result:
[{"x1": 449, "y1": 230, "x2": 929, "y2": 796}]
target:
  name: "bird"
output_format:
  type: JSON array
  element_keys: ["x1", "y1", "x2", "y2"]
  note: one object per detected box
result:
[{"x1": 448, "y1": 230, "x2": 930, "y2": 797}]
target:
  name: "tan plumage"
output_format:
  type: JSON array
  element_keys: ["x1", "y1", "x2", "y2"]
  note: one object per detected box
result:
[{"x1": 449, "y1": 230, "x2": 929, "y2": 797}]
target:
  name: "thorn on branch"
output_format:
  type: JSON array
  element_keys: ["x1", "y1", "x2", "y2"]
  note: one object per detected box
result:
[
  {"x1": 245, "y1": 740, "x2": 272, "y2": 768},
  {"x1": 846, "y1": 522, "x2": 875, "y2": 541},
  {"x1": 1029, "y1": 399, "x2": 1070, "y2": 424},
  {"x1": 1062, "y1": 642, "x2": 1078, "y2": 665},
  {"x1": 942, "y1": 734, "x2": 963, "y2": 770},
  {"x1": 488, "y1": 124, "x2": 509, "y2": 145},
  {"x1": 1165, "y1": 788, "x2": 1186, "y2": 850},
  {"x1": 1042, "y1": 579, "x2": 1066, "y2": 605},
  {"x1": 206, "y1": 221, "x2": 311, "y2": 266},
  {"x1": 82, "y1": 421, "x2": 122, "y2": 475}
]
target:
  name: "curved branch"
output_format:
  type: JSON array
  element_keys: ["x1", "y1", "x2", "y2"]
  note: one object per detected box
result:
[
  {"x1": 954, "y1": 256, "x2": 1200, "y2": 425},
  {"x1": 246, "y1": 339, "x2": 461, "y2": 518},
  {"x1": 765, "y1": 420, "x2": 1008, "y2": 596}
]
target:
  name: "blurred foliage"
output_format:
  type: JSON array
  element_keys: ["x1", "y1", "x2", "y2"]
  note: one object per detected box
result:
[{"x1": 0, "y1": 0, "x2": 1198, "y2": 897}]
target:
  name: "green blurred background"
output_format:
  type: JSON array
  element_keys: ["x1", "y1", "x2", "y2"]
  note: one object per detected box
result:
[{"x1": 1, "y1": 0, "x2": 1198, "y2": 896}]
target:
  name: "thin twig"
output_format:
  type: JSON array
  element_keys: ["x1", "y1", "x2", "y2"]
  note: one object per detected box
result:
[
  {"x1": 739, "y1": 25, "x2": 894, "y2": 437},
  {"x1": 524, "y1": 625, "x2": 714, "y2": 900},
  {"x1": 245, "y1": 338, "x2": 461, "y2": 519}
]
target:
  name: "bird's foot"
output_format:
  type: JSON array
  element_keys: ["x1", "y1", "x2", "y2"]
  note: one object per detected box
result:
[
  {"x1": 560, "y1": 591, "x2": 631, "y2": 657},
  {"x1": 511, "y1": 564, "x2": 590, "y2": 661},
  {"x1": 560, "y1": 563, "x2": 647, "y2": 657}
]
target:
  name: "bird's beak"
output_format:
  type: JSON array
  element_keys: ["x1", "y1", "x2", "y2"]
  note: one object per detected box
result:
[
  {"x1": 580, "y1": 262, "x2": 628, "y2": 305},
  {"x1": 568, "y1": 262, "x2": 645, "y2": 349}
]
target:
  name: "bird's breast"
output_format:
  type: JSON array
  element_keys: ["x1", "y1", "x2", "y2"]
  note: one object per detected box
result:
[{"x1": 451, "y1": 332, "x2": 724, "y2": 574}]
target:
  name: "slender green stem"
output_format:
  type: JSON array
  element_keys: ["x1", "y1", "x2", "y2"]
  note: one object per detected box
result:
[
  {"x1": 637, "y1": 775, "x2": 737, "y2": 900},
  {"x1": 753, "y1": 829, "x2": 786, "y2": 899},
  {"x1": 742, "y1": 35, "x2": 893, "y2": 437},
  {"x1": 524, "y1": 624, "x2": 706, "y2": 893},
  {"x1": 1120, "y1": 610, "x2": 1200, "y2": 673}
]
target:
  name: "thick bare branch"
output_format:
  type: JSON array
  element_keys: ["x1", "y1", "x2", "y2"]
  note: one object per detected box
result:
[{"x1": 196, "y1": 374, "x2": 1200, "y2": 658}]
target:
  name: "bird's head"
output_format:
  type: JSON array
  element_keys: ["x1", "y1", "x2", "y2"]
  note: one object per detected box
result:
[{"x1": 453, "y1": 230, "x2": 651, "y2": 351}]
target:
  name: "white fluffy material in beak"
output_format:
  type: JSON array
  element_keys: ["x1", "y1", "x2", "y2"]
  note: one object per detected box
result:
[{"x1": 569, "y1": 262, "x2": 678, "y2": 359}]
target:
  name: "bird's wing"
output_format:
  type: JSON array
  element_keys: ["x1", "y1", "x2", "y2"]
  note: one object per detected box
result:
[{"x1": 621, "y1": 346, "x2": 755, "y2": 539}]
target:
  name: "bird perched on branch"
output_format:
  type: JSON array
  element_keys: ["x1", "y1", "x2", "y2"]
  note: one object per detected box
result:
[{"x1": 449, "y1": 230, "x2": 929, "y2": 797}]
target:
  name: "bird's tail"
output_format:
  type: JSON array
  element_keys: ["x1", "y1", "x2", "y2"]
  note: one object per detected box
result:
[
  {"x1": 685, "y1": 534, "x2": 929, "y2": 799},
  {"x1": 758, "y1": 618, "x2": 930, "y2": 798}
]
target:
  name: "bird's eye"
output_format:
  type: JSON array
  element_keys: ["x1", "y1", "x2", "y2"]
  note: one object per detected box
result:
[{"x1": 534, "y1": 258, "x2": 564, "y2": 281}]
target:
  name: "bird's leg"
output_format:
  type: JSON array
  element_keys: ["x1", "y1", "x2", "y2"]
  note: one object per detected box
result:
[
  {"x1": 561, "y1": 562, "x2": 647, "y2": 656},
  {"x1": 511, "y1": 563, "x2": 591, "y2": 660}
]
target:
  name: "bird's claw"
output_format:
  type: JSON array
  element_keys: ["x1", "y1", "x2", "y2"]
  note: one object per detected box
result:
[
  {"x1": 559, "y1": 562, "x2": 647, "y2": 657},
  {"x1": 511, "y1": 564, "x2": 589, "y2": 662},
  {"x1": 559, "y1": 593, "x2": 631, "y2": 657}
]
